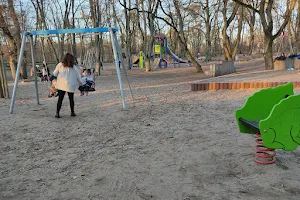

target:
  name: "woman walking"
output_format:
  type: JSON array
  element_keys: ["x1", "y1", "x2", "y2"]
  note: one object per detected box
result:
[{"x1": 53, "y1": 53, "x2": 84, "y2": 118}]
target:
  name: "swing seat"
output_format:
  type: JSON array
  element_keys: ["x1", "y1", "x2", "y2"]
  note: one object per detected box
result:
[
  {"x1": 89, "y1": 87, "x2": 95, "y2": 92},
  {"x1": 88, "y1": 82, "x2": 96, "y2": 92}
]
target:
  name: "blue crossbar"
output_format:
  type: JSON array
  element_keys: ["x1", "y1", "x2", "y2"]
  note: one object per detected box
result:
[{"x1": 29, "y1": 27, "x2": 118, "y2": 36}]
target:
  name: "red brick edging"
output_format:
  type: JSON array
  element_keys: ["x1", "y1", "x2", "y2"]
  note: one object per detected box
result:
[{"x1": 191, "y1": 81, "x2": 300, "y2": 91}]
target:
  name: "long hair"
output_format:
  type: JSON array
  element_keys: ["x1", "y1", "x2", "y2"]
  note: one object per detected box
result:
[{"x1": 61, "y1": 53, "x2": 75, "y2": 68}]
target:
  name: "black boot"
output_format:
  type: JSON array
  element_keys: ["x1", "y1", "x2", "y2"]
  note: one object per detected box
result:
[
  {"x1": 55, "y1": 112, "x2": 60, "y2": 118},
  {"x1": 70, "y1": 99, "x2": 76, "y2": 116},
  {"x1": 56, "y1": 101, "x2": 62, "y2": 118}
]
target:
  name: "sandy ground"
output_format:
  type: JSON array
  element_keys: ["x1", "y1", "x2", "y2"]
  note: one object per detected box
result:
[{"x1": 1, "y1": 60, "x2": 300, "y2": 200}]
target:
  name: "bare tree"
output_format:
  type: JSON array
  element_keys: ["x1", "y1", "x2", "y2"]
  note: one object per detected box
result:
[
  {"x1": 121, "y1": 0, "x2": 133, "y2": 70},
  {"x1": 198, "y1": 0, "x2": 221, "y2": 61},
  {"x1": 119, "y1": 0, "x2": 160, "y2": 72},
  {"x1": 31, "y1": 0, "x2": 60, "y2": 62},
  {"x1": 0, "y1": 5, "x2": 17, "y2": 80},
  {"x1": 234, "y1": 0, "x2": 297, "y2": 70},
  {"x1": 158, "y1": 0, "x2": 203, "y2": 72},
  {"x1": 296, "y1": 0, "x2": 300, "y2": 52},
  {"x1": 134, "y1": 0, "x2": 147, "y2": 66},
  {"x1": 221, "y1": 0, "x2": 241, "y2": 60},
  {"x1": 7, "y1": 0, "x2": 27, "y2": 79},
  {"x1": 0, "y1": 0, "x2": 28, "y2": 79},
  {"x1": 89, "y1": 0, "x2": 103, "y2": 74},
  {"x1": 244, "y1": 0, "x2": 258, "y2": 55}
]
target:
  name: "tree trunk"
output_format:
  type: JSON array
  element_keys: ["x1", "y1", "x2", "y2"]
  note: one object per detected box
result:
[
  {"x1": 0, "y1": 81, "x2": 2, "y2": 98},
  {"x1": 147, "y1": 11, "x2": 155, "y2": 71},
  {"x1": 40, "y1": 38, "x2": 46, "y2": 62},
  {"x1": 7, "y1": 0, "x2": 27, "y2": 79},
  {"x1": 145, "y1": 59, "x2": 150, "y2": 72},
  {"x1": 89, "y1": 0, "x2": 102, "y2": 75},
  {"x1": 8, "y1": 55, "x2": 17, "y2": 80},
  {"x1": 173, "y1": 0, "x2": 202, "y2": 72},
  {"x1": 264, "y1": 34, "x2": 274, "y2": 70},
  {"x1": 222, "y1": 0, "x2": 239, "y2": 60},
  {"x1": 80, "y1": 35, "x2": 85, "y2": 62},
  {"x1": 287, "y1": 20, "x2": 294, "y2": 53},
  {"x1": 249, "y1": 23, "x2": 255, "y2": 54},
  {"x1": 71, "y1": 0, "x2": 77, "y2": 59},
  {"x1": 232, "y1": 8, "x2": 244, "y2": 59},
  {"x1": 135, "y1": 0, "x2": 147, "y2": 68},
  {"x1": 176, "y1": 29, "x2": 202, "y2": 72},
  {"x1": 141, "y1": 0, "x2": 147, "y2": 66},
  {"x1": 6, "y1": 35, "x2": 18, "y2": 80},
  {"x1": 205, "y1": 23, "x2": 212, "y2": 61},
  {"x1": 58, "y1": 35, "x2": 65, "y2": 59},
  {"x1": 95, "y1": 6, "x2": 102, "y2": 75},
  {"x1": 0, "y1": 53, "x2": 9, "y2": 98},
  {"x1": 204, "y1": 0, "x2": 212, "y2": 61},
  {"x1": 123, "y1": 0, "x2": 132, "y2": 70},
  {"x1": 222, "y1": 32, "x2": 232, "y2": 60},
  {"x1": 296, "y1": 0, "x2": 300, "y2": 52}
]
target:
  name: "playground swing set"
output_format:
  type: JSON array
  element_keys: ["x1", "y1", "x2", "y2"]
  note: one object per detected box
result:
[
  {"x1": 9, "y1": 27, "x2": 134, "y2": 114},
  {"x1": 236, "y1": 82, "x2": 300, "y2": 164}
]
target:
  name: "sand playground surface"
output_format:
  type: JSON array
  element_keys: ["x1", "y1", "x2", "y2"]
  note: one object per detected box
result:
[{"x1": 1, "y1": 58, "x2": 300, "y2": 200}]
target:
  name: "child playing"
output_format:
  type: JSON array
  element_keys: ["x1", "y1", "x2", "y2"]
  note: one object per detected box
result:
[
  {"x1": 79, "y1": 65, "x2": 86, "y2": 76},
  {"x1": 48, "y1": 75, "x2": 58, "y2": 98},
  {"x1": 79, "y1": 69, "x2": 95, "y2": 96},
  {"x1": 42, "y1": 61, "x2": 50, "y2": 82}
]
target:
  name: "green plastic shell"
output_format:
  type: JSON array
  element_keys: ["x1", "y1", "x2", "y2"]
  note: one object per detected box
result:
[
  {"x1": 236, "y1": 82, "x2": 294, "y2": 134},
  {"x1": 260, "y1": 94, "x2": 300, "y2": 151}
]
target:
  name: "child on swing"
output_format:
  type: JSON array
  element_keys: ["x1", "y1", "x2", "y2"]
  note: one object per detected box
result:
[
  {"x1": 79, "y1": 69, "x2": 95, "y2": 96},
  {"x1": 48, "y1": 75, "x2": 58, "y2": 98}
]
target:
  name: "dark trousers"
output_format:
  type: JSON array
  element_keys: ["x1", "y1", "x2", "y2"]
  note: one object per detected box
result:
[
  {"x1": 57, "y1": 90, "x2": 75, "y2": 113},
  {"x1": 79, "y1": 82, "x2": 92, "y2": 92}
]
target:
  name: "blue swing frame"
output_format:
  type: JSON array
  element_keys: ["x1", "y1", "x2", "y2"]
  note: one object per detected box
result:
[{"x1": 9, "y1": 27, "x2": 133, "y2": 114}]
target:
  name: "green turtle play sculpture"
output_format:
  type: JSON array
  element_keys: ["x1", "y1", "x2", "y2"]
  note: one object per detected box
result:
[{"x1": 236, "y1": 82, "x2": 300, "y2": 164}]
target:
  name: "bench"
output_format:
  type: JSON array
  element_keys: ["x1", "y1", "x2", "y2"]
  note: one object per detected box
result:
[
  {"x1": 236, "y1": 82, "x2": 300, "y2": 151},
  {"x1": 238, "y1": 118, "x2": 259, "y2": 132}
]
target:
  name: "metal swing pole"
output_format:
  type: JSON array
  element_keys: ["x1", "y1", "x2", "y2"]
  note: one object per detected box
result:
[
  {"x1": 9, "y1": 32, "x2": 28, "y2": 114},
  {"x1": 113, "y1": 32, "x2": 134, "y2": 101},
  {"x1": 110, "y1": 28, "x2": 127, "y2": 110},
  {"x1": 29, "y1": 35, "x2": 40, "y2": 105}
]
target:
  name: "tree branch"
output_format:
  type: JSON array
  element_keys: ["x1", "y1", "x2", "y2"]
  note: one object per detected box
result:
[
  {"x1": 273, "y1": 0, "x2": 297, "y2": 39},
  {"x1": 232, "y1": 0, "x2": 259, "y2": 13}
]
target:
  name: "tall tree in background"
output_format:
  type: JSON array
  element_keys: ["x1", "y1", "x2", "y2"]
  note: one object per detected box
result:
[
  {"x1": 122, "y1": 0, "x2": 133, "y2": 70},
  {"x1": 134, "y1": 0, "x2": 147, "y2": 67},
  {"x1": 119, "y1": 0, "x2": 160, "y2": 72},
  {"x1": 7, "y1": 0, "x2": 27, "y2": 79},
  {"x1": 0, "y1": 0, "x2": 27, "y2": 79},
  {"x1": 234, "y1": 0, "x2": 297, "y2": 70},
  {"x1": 31, "y1": 0, "x2": 60, "y2": 62},
  {"x1": 71, "y1": 0, "x2": 77, "y2": 58},
  {"x1": 145, "y1": 0, "x2": 159, "y2": 72},
  {"x1": 244, "y1": 0, "x2": 258, "y2": 55},
  {"x1": 222, "y1": 0, "x2": 241, "y2": 60},
  {"x1": 0, "y1": 5, "x2": 17, "y2": 80},
  {"x1": 200, "y1": 0, "x2": 220, "y2": 61},
  {"x1": 158, "y1": 0, "x2": 203, "y2": 72},
  {"x1": 89, "y1": 0, "x2": 103, "y2": 74},
  {"x1": 296, "y1": 0, "x2": 300, "y2": 52}
]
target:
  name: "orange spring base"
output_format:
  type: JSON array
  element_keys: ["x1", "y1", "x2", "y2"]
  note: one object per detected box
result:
[{"x1": 254, "y1": 133, "x2": 276, "y2": 164}]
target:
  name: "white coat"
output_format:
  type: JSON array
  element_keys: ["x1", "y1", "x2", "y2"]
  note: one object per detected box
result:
[{"x1": 53, "y1": 63, "x2": 84, "y2": 93}]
